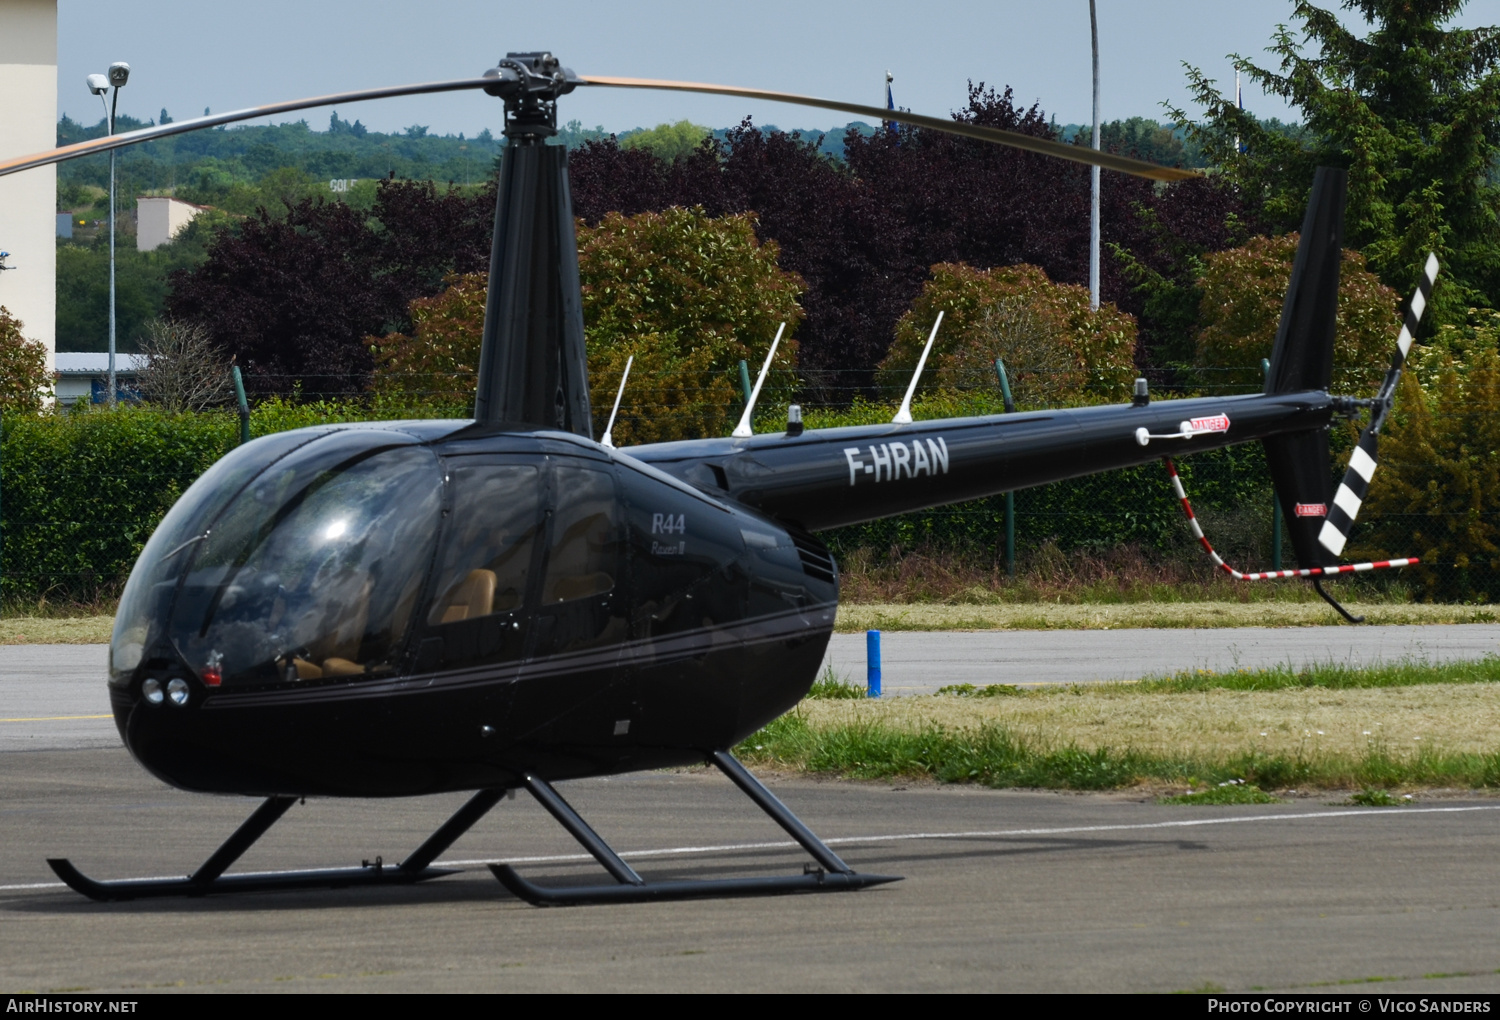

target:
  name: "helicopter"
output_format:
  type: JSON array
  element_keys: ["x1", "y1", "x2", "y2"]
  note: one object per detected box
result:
[{"x1": 0, "y1": 52, "x2": 1435, "y2": 906}]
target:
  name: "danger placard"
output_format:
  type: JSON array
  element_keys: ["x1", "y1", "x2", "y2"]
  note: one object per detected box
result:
[
  {"x1": 1186, "y1": 413, "x2": 1230, "y2": 434},
  {"x1": 1294, "y1": 503, "x2": 1328, "y2": 517}
]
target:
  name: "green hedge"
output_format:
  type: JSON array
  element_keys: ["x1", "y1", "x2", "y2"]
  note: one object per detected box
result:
[
  {"x1": 2, "y1": 407, "x2": 237, "y2": 599},
  {"x1": 821, "y1": 444, "x2": 1274, "y2": 564},
  {"x1": 0, "y1": 398, "x2": 1282, "y2": 601},
  {"x1": 2, "y1": 398, "x2": 479, "y2": 599}
]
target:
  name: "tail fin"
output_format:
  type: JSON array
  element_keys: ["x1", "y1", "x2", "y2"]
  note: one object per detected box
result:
[{"x1": 1261, "y1": 166, "x2": 1348, "y2": 569}]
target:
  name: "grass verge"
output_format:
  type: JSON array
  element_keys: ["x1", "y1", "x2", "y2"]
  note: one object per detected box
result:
[
  {"x1": 3, "y1": 601, "x2": 1497, "y2": 641},
  {"x1": 1161, "y1": 782, "x2": 1280, "y2": 805},
  {"x1": 0, "y1": 616, "x2": 114, "y2": 644},
  {"x1": 1140, "y1": 657, "x2": 1500, "y2": 693},
  {"x1": 736, "y1": 708, "x2": 1500, "y2": 793},
  {"x1": 743, "y1": 662, "x2": 1500, "y2": 793},
  {"x1": 835, "y1": 602, "x2": 1500, "y2": 632}
]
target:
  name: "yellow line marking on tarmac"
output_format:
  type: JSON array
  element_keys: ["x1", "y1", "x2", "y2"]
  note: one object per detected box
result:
[{"x1": 0, "y1": 714, "x2": 111, "y2": 722}]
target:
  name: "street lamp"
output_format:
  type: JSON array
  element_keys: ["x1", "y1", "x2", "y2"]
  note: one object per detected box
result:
[
  {"x1": 1088, "y1": 1, "x2": 1100, "y2": 312},
  {"x1": 87, "y1": 61, "x2": 129, "y2": 405}
]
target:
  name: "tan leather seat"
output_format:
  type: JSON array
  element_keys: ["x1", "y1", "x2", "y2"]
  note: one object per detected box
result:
[
  {"x1": 435, "y1": 569, "x2": 498, "y2": 624},
  {"x1": 303, "y1": 573, "x2": 374, "y2": 678}
]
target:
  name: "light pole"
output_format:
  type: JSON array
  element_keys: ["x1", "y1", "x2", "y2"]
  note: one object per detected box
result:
[
  {"x1": 86, "y1": 61, "x2": 130, "y2": 405},
  {"x1": 1088, "y1": 0, "x2": 1100, "y2": 312}
]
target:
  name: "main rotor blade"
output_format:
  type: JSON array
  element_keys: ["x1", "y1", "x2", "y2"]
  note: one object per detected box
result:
[
  {"x1": 0, "y1": 77, "x2": 496, "y2": 178},
  {"x1": 581, "y1": 75, "x2": 1200, "y2": 182},
  {"x1": 2, "y1": 70, "x2": 1202, "y2": 184}
]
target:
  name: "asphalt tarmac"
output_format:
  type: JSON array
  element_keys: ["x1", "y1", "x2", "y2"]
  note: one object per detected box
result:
[
  {"x1": 822, "y1": 624, "x2": 1500, "y2": 693},
  {"x1": 4, "y1": 748, "x2": 1500, "y2": 993},
  {"x1": 0, "y1": 644, "x2": 113, "y2": 752}
]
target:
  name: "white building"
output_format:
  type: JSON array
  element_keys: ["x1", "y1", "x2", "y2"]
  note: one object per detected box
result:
[
  {"x1": 54, "y1": 352, "x2": 146, "y2": 405},
  {"x1": 137, "y1": 196, "x2": 205, "y2": 251},
  {"x1": 0, "y1": 0, "x2": 58, "y2": 370}
]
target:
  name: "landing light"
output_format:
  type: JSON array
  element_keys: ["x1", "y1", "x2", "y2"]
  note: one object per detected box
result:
[
  {"x1": 142, "y1": 678, "x2": 163, "y2": 704},
  {"x1": 167, "y1": 678, "x2": 189, "y2": 706}
]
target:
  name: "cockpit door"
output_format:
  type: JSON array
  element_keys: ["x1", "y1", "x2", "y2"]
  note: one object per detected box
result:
[
  {"x1": 419, "y1": 456, "x2": 545, "y2": 673},
  {"x1": 528, "y1": 458, "x2": 629, "y2": 661}
]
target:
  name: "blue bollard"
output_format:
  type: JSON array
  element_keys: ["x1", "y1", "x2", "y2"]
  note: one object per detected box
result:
[{"x1": 866, "y1": 629, "x2": 882, "y2": 698}]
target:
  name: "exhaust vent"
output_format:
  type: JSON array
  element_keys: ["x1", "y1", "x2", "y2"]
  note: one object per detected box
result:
[{"x1": 789, "y1": 532, "x2": 836, "y2": 584}]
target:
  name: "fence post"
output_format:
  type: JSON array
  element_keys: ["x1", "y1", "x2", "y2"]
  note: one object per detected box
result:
[
  {"x1": 994, "y1": 359, "x2": 1016, "y2": 578},
  {"x1": 866, "y1": 629, "x2": 882, "y2": 698},
  {"x1": 737, "y1": 359, "x2": 753, "y2": 408},
  {"x1": 1262, "y1": 358, "x2": 1282, "y2": 569},
  {"x1": 232, "y1": 366, "x2": 250, "y2": 446}
]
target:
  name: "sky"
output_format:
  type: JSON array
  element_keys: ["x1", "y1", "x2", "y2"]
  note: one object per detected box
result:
[{"x1": 57, "y1": 0, "x2": 1499, "y2": 138}]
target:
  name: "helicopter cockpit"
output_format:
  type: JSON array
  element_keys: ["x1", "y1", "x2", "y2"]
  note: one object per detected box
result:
[
  {"x1": 110, "y1": 427, "x2": 445, "y2": 691},
  {"x1": 109, "y1": 419, "x2": 837, "y2": 716}
]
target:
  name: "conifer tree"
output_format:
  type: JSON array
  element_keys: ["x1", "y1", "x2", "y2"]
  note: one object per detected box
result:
[{"x1": 1172, "y1": 1, "x2": 1500, "y2": 323}]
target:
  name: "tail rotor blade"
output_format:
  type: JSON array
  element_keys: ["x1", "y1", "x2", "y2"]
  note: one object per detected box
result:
[{"x1": 1318, "y1": 252, "x2": 1440, "y2": 557}]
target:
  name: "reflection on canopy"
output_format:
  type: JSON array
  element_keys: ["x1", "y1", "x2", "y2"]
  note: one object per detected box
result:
[{"x1": 112, "y1": 429, "x2": 442, "y2": 688}]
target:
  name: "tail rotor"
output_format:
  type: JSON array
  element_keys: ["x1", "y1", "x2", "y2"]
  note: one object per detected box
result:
[
  {"x1": 1167, "y1": 165, "x2": 1437, "y2": 623},
  {"x1": 1318, "y1": 252, "x2": 1440, "y2": 558}
]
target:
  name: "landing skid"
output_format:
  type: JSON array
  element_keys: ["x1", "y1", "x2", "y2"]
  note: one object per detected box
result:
[
  {"x1": 47, "y1": 753, "x2": 898, "y2": 905},
  {"x1": 490, "y1": 751, "x2": 901, "y2": 906},
  {"x1": 47, "y1": 786, "x2": 506, "y2": 902}
]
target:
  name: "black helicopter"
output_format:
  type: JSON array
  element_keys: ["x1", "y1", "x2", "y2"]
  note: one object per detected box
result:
[{"x1": 0, "y1": 53, "x2": 1434, "y2": 906}]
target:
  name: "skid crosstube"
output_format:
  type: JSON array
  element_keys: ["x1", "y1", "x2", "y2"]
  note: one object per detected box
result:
[
  {"x1": 491, "y1": 750, "x2": 902, "y2": 906},
  {"x1": 47, "y1": 787, "x2": 506, "y2": 902}
]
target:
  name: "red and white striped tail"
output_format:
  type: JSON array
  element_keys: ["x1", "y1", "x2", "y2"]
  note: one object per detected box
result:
[{"x1": 1163, "y1": 458, "x2": 1417, "y2": 580}]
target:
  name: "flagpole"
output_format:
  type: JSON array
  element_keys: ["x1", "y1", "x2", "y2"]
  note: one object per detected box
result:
[
  {"x1": 1235, "y1": 69, "x2": 1243, "y2": 153},
  {"x1": 884, "y1": 69, "x2": 894, "y2": 134}
]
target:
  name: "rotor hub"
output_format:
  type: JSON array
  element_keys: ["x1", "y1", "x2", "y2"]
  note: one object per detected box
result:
[{"x1": 483, "y1": 52, "x2": 580, "y2": 141}]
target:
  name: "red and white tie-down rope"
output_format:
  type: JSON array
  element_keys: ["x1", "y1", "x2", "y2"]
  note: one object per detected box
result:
[{"x1": 1162, "y1": 457, "x2": 1416, "y2": 580}]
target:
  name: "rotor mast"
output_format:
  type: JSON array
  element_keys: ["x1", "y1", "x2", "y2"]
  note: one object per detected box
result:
[{"x1": 473, "y1": 53, "x2": 592, "y2": 436}]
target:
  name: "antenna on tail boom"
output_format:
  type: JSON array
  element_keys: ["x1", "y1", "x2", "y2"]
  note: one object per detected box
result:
[
  {"x1": 732, "y1": 323, "x2": 786, "y2": 438},
  {"x1": 893, "y1": 312, "x2": 944, "y2": 425},
  {"x1": 600, "y1": 355, "x2": 633, "y2": 449}
]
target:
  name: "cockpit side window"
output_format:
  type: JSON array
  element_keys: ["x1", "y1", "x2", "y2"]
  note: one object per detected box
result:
[
  {"x1": 542, "y1": 464, "x2": 619, "y2": 604},
  {"x1": 428, "y1": 463, "x2": 541, "y2": 625},
  {"x1": 525, "y1": 461, "x2": 628, "y2": 658}
]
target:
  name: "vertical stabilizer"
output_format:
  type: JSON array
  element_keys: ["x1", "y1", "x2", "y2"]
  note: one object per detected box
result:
[
  {"x1": 1264, "y1": 167, "x2": 1346, "y2": 397},
  {"x1": 1261, "y1": 167, "x2": 1348, "y2": 568}
]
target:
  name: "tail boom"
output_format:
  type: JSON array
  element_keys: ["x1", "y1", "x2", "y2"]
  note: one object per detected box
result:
[{"x1": 627, "y1": 390, "x2": 1332, "y2": 532}]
